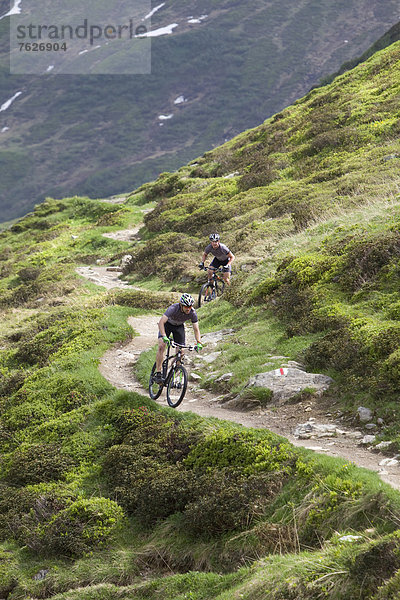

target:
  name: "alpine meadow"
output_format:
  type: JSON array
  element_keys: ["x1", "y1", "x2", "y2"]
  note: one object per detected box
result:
[{"x1": 1, "y1": 19, "x2": 400, "y2": 600}]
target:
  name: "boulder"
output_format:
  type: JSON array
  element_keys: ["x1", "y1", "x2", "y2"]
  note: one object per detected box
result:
[
  {"x1": 245, "y1": 367, "x2": 333, "y2": 404},
  {"x1": 357, "y1": 406, "x2": 373, "y2": 423}
]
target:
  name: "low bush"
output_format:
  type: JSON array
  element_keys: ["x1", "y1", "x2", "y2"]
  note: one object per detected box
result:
[
  {"x1": 0, "y1": 547, "x2": 18, "y2": 598},
  {"x1": 108, "y1": 289, "x2": 179, "y2": 310},
  {"x1": 134, "y1": 465, "x2": 196, "y2": 526},
  {"x1": 182, "y1": 469, "x2": 280, "y2": 538},
  {"x1": 33, "y1": 497, "x2": 124, "y2": 557},
  {"x1": 184, "y1": 429, "x2": 296, "y2": 476},
  {"x1": 2, "y1": 443, "x2": 74, "y2": 485}
]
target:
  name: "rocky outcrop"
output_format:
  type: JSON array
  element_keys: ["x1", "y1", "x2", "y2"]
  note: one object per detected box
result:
[{"x1": 245, "y1": 367, "x2": 334, "y2": 404}]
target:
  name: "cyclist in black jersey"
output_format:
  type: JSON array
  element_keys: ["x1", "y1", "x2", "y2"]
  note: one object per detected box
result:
[{"x1": 199, "y1": 233, "x2": 235, "y2": 285}]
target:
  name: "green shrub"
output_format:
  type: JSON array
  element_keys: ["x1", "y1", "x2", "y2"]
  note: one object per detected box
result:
[
  {"x1": 182, "y1": 469, "x2": 280, "y2": 538},
  {"x1": 114, "y1": 407, "x2": 202, "y2": 463},
  {"x1": 185, "y1": 429, "x2": 296, "y2": 476},
  {"x1": 134, "y1": 465, "x2": 196, "y2": 525},
  {"x1": 0, "y1": 483, "x2": 72, "y2": 543},
  {"x1": 2, "y1": 443, "x2": 74, "y2": 485},
  {"x1": 102, "y1": 446, "x2": 159, "y2": 512},
  {"x1": 108, "y1": 289, "x2": 179, "y2": 310},
  {"x1": 33, "y1": 497, "x2": 124, "y2": 557},
  {"x1": 0, "y1": 548, "x2": 18, "y2": 597},
  {"x1": 143, "y1": 172, "x2": 187, "y2": 201},
  {"x1": 349, "y1": 533, "x2": 400, "y2": 597}
]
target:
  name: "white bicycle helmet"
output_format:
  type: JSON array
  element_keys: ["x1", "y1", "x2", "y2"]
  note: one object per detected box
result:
[
  {"x1": 180, "y1": 293, "x2": 195, "y2": 307},
  {"x1": 209, "y1": 233, "x2": 220, "y2": 241}
]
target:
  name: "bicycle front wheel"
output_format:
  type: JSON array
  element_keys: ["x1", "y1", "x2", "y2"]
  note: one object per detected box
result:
[
  {"x1": 149, "y1": 362, "x2": 163, "y2": 400},
  {"x1": 198, "y1": 283, "x2": 213, "y2": 307},
  {"x1": 166, "y1": 365, "x2": 188, "y2": 408}
]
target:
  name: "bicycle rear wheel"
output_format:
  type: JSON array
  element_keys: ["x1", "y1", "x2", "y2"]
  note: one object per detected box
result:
[
  {"x1": 166, "y1": 365, "x2": 188, "y2": 408},
  {"x1": 198, "y1": 283, "x2": 213, "y2": 307},
  {"x1": 149, "y1": 362, "x2": 163, "y2": 400}
]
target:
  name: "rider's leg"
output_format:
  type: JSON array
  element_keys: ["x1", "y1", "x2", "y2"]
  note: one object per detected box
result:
[
  {"x1": 174, "y1": 325, "x2": 185, "y2": 363},
  {"x1": 223, "y1": 271, "x2": 231, "y2": 285},
  {"x1": 156, "y1": 338, "x2": 166, "y2": 372}
]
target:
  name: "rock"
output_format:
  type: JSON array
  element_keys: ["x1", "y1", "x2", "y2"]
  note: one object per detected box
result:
[
  {"x1": 197, "y1": 351, "x2": 222, "y2": 364},
  {"x1": 377, "y1": 418, "x2": 384, "y2": 426},
  {"x1": 375, "y1": 441, "x2": 392, "y2": 450},
  {"x1": 121, "y1": 254, "x2": 134, "y2": 269},
  {"x1": 344, "y1": 431, "x2": 363, "y2": 439},
  {"x1": 379, "y1": 458, "x2": 399, "y2": 467},
  {"x1": 221, "y1": 395, "x2": 260, "y2": 412},
  {"x1": 365, "y1": 423, "x2": 377, "y2": 430},
  {"x1": 283, "y1": 360, "x2": 305, "y2": 370},
  {"x1": 338, "y1": 535, "x2": 362, "y2": 542},
  {"x1": 360, "y1": 435, "x2": 376, "y2": 445},
  {"x1": 245, "y1": 368, "x2": 333, "y2": 404},
  {"x1": 106, "y1": 266, "x2": 123, "y2": 272},
  {"x1": 294, "y1": 422, "x2": 337, "y2": 439},
  {"x1": 33, "y1": 569, "x2": 49, "y2": 580},
  {"x1": 190, "y1": 373, "x2": 201, "y2": 381},
  {"x1": 201, "y1": 329, "x2": 234, "y2": 344},
  {"x1": 357, "y1": 406, "x2": 373, "y2": 423},
  {"x1": 215, "y1": 372, "x2": 233, "y2": 382}
]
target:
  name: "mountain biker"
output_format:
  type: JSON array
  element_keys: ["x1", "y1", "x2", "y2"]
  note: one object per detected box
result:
[
  {"x1": 154, "y1": 293, "x2": 203, "y2": 383},
  {"x1": 199, "y1": 233, "x2": 235, "y2": 285}
]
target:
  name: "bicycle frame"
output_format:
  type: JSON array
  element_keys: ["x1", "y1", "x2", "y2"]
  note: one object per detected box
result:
[{"x1": 162, "y1": 340, "x2": 194, "y2": 383}]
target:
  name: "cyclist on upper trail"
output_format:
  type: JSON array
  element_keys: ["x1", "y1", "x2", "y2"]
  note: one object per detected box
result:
[
  {"x1": 199, "y1": 233, "x2": 235, "y2": 285},
  {"x1": 154, "y1": 293, "x2": 203, "y2": 383}
]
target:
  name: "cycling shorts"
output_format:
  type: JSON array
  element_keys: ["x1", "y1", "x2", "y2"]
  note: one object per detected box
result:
[
  {"x1": 210, "y1": 257, "x2": 231, "y2": 272},
  {"x1": 158, "y1": 322, "x2": 185, "y2": 345}
]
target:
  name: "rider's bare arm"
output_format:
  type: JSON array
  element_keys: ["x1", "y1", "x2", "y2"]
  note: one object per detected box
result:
[
  {"x1": 192, "y1": 322, "x2": 201, "y2": 345},
  {"x1": 158, "y1": 315, "x2": 168, "y2": 337}
]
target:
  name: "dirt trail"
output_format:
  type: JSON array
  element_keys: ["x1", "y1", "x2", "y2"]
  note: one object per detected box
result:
[{"x1": 78, "y1": 227, "x2": 400, "y2": 491}]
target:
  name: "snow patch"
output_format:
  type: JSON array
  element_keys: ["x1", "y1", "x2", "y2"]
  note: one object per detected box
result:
[
  {"x1": 158, "y1": 114, "x2": 173, "y2": 120},
  {"x1": 46, "y1": 65, "x2": 54, "y2": 72},
  {"x1": 174, "y1": 95, "x2": 187, "y2": 104},
  {"x1": 0, "y1": 0, "x2": 22, "y2": 20},
  {"x1": 1, "y1": 126, "x2": 9, "y2": 132},
  {"x1": 143, "y1": 3, "x2": 165, "y2": 20},
  {"x1": 0, "y1": 91, "x2": 22, "y2": 112},
  {"x1": 136, "y1": 23, "x2": 178, "y2": 37}
]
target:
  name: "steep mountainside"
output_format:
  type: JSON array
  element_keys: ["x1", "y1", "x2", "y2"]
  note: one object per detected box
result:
[
  {"x1": 123, "y1": 40, "x2": 400, "y2": 440},
  {"x1": 0, "y1": 0, "x2": 398, "y2": 221}
]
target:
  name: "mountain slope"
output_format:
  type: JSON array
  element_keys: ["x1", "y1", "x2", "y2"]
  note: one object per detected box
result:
[
  {"x1": 123, "y1": 39, "x2": 400, "y2": 437},
  {"x1": 0, "y1": 0, "x2": 398, "y2": 220},
  {"x1": 1, "y1": 39, "x2": 400, "y2": 600}
]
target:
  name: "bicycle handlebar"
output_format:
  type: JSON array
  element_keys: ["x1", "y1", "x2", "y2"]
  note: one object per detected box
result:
[
  {"x1": 169, "y1": 341, "x2": 195, "y2": 351},
  {"x1": 200, "y1": 265, "x2": 223, "y2": 272}
]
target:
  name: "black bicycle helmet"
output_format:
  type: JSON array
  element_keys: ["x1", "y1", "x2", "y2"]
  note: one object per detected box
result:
[
  {"x1": 180, "y1": 293, "x2": 195, "y2": 307},
  {"x1": 209, "y1": 233, "x2": 220, "y2": 241}
]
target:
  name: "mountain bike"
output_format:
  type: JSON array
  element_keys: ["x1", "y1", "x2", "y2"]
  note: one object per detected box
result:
[
  {"x1": 149, "y1": 339, "x2": 194, "y2": 408},
  {"x1": 198, "y1": 266, "x2": 225, "y2": 307}
]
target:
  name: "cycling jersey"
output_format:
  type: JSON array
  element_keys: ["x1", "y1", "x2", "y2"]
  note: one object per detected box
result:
[
  {"x1": 204, "y1": 242, "x2": 231, "y2": 261},
  {"x1": 163, "y1": 303, "x2": 198, "y2": 326}
]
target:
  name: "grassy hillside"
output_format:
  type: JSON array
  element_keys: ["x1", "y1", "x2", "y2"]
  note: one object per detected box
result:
[
  {"x1": 1, "y1": 42, "x2": 400, "y2": 600},
  {"x1": 125, "y1": 40, "x2": 400, "y2": 442},
  {"x1": 0, "y1": 0, "x2": 398, "y2": 221}
]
